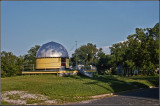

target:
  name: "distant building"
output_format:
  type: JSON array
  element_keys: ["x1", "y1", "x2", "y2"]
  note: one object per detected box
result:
[{"x1": 36, "y1": 41, "x2": 69, "y2": 70}]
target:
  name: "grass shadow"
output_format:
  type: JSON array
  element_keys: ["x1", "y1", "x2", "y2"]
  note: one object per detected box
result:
[
  {"x1": 128, "y1": 76, "x2": 159, "y2": 87},
  {"x1": 68, "y1": 75, "x2": 158, "y2": 99}
]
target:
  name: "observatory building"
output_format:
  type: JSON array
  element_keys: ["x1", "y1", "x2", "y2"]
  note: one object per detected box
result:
[
  {"x1": 36, "y1": 41, "x2": 69, "y2": 70},
  {"x1": 22, "y1": 41, "x2": 96, "y2": 77}
]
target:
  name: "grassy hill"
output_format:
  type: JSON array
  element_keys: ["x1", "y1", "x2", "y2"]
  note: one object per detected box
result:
[{"x1": 1, "y1": 75, "x2": 159, "y2": 105}]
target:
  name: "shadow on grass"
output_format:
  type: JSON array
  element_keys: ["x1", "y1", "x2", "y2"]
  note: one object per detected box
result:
[
  {"x1": 84, "y1": 81, "x2": 114, "y2": 93},
  {"x1": 128, "y1": 76, "x2": 159, "y2": 87},
  {"x1": 68, "y1": 75, "x2": 158, "y2": 99}
]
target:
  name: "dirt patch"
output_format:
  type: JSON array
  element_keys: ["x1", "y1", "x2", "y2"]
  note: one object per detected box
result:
[{"x1": 1, "y1": 91, "x2": 57, "y2": 105}]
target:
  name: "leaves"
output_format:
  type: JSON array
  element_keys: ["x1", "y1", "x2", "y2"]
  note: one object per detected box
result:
[
  {"x1": 24, "y1": 45, "x2": 40, "y2": 65},
  {"x1": 1, "y1": 51, "x2": 23, "y2": 77},
  {"x1": 110, "y1": 23, "x2": 159, "y2": 76},
  {"x1": 70, "y1": 43, "x2": 110, "y2": 74}
]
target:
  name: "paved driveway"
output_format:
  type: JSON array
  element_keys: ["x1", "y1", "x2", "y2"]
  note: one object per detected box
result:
[{"x1": 72, "y1": 87, "x2": 159, "y2": 105}]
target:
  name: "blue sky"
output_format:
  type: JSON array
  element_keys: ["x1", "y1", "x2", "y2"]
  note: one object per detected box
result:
[{"x1": 1, "y1": 1, "x2": 159, "y2": 57}]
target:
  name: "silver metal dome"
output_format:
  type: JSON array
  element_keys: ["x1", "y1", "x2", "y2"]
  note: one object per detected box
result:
[{"x1": 36, "y1": 41, "x2": 69, "y2": 58}]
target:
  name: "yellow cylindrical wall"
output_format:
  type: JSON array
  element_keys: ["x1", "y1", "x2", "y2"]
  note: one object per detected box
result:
[
  {"x1": 66, "y1": 59, "x2": 69, "y2": 68},
  {"x1": 36, "y1": 58, "x2": 61, "y2": 69}
]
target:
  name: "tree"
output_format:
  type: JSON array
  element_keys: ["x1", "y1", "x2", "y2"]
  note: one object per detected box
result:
[
  {"x1": 70, "y1": 43, "x2": 110, "y2": 74},
  {"x1": 96, "y1": 48, "x2": 108, "y2": 74},
  {"x1": 24, "y1": 45, "x2": 40, "y2": 70},
  {"x1": 1, "y1": 51, "x2": 23, "y2": 77},
  {"x1": 71, "y1": 43, "x2": 98, "y2": 66},
  {"x1": 109, "y1": 22, "x2": 159, "y2": 76}
]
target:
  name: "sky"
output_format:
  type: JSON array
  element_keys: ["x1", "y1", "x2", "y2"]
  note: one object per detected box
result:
[{"x1": 1, "y1": 1, "x2": 159, "y2": 57}]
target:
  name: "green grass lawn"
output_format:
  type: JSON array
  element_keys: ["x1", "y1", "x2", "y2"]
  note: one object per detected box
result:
[{"x1": 1, "y1": 74, "x2": 159, "y2": 105}]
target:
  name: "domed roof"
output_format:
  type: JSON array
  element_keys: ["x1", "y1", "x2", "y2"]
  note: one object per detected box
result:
[{"x1": 36, "y1": 41, "x2": 69, "y2": 58}]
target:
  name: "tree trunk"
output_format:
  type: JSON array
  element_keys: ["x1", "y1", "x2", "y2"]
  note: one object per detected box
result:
[
  {"x1": 123, "y1": 68, "x2": 126, "y2": 76},
  {"x1": 128, "y1": 68, "x2": 129, "y2": 76}
]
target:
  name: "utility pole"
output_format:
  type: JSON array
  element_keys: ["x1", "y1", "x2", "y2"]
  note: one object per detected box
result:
[{"x1": 75, "y1": 41, "x2": 77, "y2": 70}]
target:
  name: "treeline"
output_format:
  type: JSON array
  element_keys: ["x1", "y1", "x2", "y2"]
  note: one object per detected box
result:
[
  {"x1": 71, "y1": 23, "x2": 159, "y2": 76},
  {"x1": 1, "y1": 23, "x2": 159, "y2": 77},
  {"x1": 1, "y1": 51, "x2": 24, "y2": 77},
  {"x1": 109, "y1": 23, "x2": 159, "y2": 76},
  {"x1": 1, "y1": 45, "x2": 40, "y2": 77},
  {"x1": 70, "y1": 43, "x2": 110, "y2": 74}
]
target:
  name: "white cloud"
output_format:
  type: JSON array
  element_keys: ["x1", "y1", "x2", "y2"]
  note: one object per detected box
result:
[
  {"x1": 98, "y1": 46, "x2": 111, "y2": 55},
  {"x1": 102, "y1": 46, "x2": 111, "y2": 54},
  {"x1": 99, "y1": 39, "x2": 128, "y2": 55},
  {"x1": 117, "y1": 39, "x2": 128, "y2": 43}
]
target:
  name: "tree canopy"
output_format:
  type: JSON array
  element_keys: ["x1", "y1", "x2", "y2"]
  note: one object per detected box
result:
[
  {"x1": 70, "y1": 43, "x2": 110, "y2": 74},
  {"x1": 1, "y1": 51, "x2": 23, "y2": 77},
  {"x1": 110, "y1": 23, "x2": 159, "y2": 76}
]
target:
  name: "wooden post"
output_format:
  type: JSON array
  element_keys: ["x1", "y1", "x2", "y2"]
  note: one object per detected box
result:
[
  {"x1": 57, "y1": 70, "x2": 58, "y2": 77},
  {"x1": 33, "y1": 64, "x2": 34, "y2": 71}
]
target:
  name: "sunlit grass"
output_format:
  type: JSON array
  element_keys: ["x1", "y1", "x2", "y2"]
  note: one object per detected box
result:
[{"x1": 1, "y1": 74, "x2": 158, "y2": 104}]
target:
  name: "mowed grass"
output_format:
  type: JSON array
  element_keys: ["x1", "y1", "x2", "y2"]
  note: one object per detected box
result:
[{"x1": 1, "y1": 74, "x2": 159, "y2": 104}]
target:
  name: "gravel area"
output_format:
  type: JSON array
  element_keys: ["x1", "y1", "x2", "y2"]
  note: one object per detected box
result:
[{"x1": 1, "y1": 91, "x2": 57, "y2": 105}]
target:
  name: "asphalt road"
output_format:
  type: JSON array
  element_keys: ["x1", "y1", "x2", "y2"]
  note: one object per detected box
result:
[{"x1": 72, "y1": 87, "x2": 159, "y2": 105}]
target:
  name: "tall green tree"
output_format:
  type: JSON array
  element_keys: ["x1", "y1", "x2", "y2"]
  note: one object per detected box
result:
[
  {"x1": 96, "y1": 48, "x2": 108, "y2": 74},
  {"x1": 71, "y1": 43, "x2": 98, "y2": 66},
  {"x1": 24, "y1": 45, "x2": 40, "y2": 65},
  {"x1": 71, "y1": 43, "x2": 110, "y2": 74},
  {"x1": 109, "y1": 22, "x2": 159, "y2": 76},
  {"x1": 1, "y1": 51, "x2": 23, "y2": 77}
]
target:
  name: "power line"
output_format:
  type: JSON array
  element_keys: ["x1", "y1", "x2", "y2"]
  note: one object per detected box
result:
[{"x1": 69, "y1": 44, "x2": 76, "y2": 52}]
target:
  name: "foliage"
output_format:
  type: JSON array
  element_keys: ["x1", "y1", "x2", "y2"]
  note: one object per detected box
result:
[
  {"x1": 1, "y1": 51, "x2": 24, "y2": 77},
  {"x1": 96, "y1": 48, "x2": 109, "y2": 74},
  {"x1": 109, "y1": 23, "x2": 159, "y2": 76},
  {"x1": 70, "y1": 43, "x2": 110, "y2": 74},
  {"x1": 23, "y1": 45, "x2": 40, "y2": 71},
  {"x1": 71, "y1": 43, "x2": 98, "y2": 66},
  {"x1": 1, "y1": 45, "x2": 40, "y2": 77},
  {"x1": 70, "y1": 23, "x2": 159, "y2": 76},
  {"x1": 24, "y1": 45, "x2": 40, "y2": 65}
]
